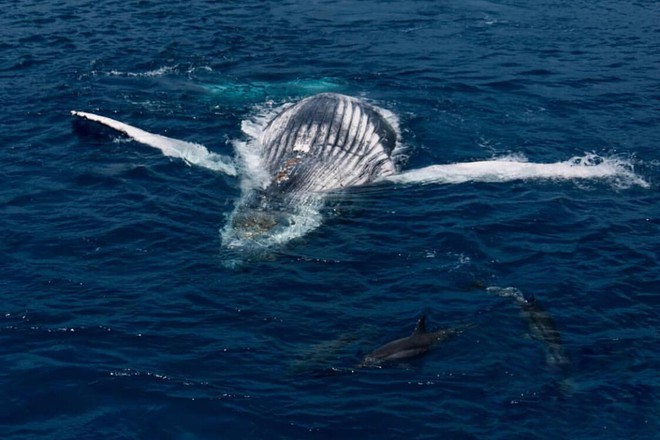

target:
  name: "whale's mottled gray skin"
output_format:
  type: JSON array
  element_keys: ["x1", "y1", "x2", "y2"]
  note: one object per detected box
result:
[
  {"x1": 229, "y1": 93, "x2": 398, "y2": 240},
  {"x1": 360, "y1": 316, "x2": 467, "y2": 366}
]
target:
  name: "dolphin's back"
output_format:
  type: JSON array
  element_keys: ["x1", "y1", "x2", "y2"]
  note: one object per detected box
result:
[{"x1": 259, "y1": 93, "x2": 397, "y2": 193}]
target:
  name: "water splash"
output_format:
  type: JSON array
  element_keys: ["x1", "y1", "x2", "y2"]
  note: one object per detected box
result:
[
  {"x1": 486, "y1": 286, "x2": 527, "y2": 304},
  {"x1": 94, "y1": 65, "x2": 181, "y2": 78}
]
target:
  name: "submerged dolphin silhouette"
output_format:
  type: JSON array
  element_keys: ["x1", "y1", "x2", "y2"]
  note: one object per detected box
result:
[
  {"x1": 360, "y1": 315, "x2": 470, "y2": 367},
  {"x1": 518, "y1": 295, "x2": 570, "y2": 368},
  {"x1": 488, "y1": 287, "x2": 569, "y2": 369}
]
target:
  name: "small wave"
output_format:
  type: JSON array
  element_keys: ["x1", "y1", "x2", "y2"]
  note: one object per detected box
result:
[
  {"x1": 387, "y1": 153, "x2": 649, "y2": 189},
  {"x1": 94, "y1": 65, "x2": 180, "y2": 78}
]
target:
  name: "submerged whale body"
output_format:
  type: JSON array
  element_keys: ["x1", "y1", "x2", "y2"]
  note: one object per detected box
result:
[{"x1": 227, "y1": 93, "x2": 400, "y2": 244}]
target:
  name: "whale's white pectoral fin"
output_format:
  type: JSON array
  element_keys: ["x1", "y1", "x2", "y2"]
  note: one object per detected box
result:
[
  {"x1": 384, "y1": 155, "x2": 648, "y2": 188},
  {"x1": 71, "y1": 111, "x2": 237, "y2": 176}
]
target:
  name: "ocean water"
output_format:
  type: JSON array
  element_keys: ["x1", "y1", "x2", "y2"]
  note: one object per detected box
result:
[{"x1": 1, "y1": 0, "x2": 659, "y2": 439}]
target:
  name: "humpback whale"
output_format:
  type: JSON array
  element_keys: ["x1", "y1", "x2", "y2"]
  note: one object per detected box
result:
[{"x1": 71, "y1": 92, "x2": 643, "y2": 251}]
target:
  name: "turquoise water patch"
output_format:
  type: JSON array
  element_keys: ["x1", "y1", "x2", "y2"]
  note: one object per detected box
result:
[{"x1": 202, "y1": 78, "x2": 347, "y2": 102}]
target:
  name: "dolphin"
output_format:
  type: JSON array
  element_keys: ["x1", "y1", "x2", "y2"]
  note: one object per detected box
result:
[
  {"x1": 71, "y1": 92, "x2": 639, "y2": 251},
  {"x1": 359, "y1": 315, "x2": 471, "y2": 367}
]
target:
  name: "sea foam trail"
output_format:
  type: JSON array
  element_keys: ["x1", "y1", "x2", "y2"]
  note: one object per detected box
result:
[
  {"x1": 71, "y1": 111, "x2": 237, "y2": 175},
  {"x1": 385, "y1": 154, "x2": 649, "y2": 188}
]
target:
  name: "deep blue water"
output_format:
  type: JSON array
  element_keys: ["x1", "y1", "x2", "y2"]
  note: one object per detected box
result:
[{"x1": 1, "y1": 1, "x2": 659, "y2": 439}]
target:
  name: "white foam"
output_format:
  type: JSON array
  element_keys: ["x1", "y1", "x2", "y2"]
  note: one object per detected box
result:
[
  {"x1": 486, "y1": 286, "x2": 526, "y2": 304},
  {"x1": 386, "y1": 153, "x2": 649, "y2": 189},
  {"x1": 220, "y1": 194, "x2": 325, "y2": 250},
  {"x1": 235, "y1": 103, "x2": 286, "y2": 191},
  {"x1": 71, "y1": 111, "x2": 237, "y2": 175},
  {"x1": 101, "y1": 65, "x2": 179, "y2": 78}
]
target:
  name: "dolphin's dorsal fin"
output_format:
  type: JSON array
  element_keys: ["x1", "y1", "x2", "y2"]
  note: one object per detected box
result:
[{"x1": 413, "y1": 315, "x2": 427, "y2": 335}]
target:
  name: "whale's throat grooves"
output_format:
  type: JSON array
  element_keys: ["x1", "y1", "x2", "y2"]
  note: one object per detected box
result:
[{"x1": 258, "y1": 93, "x2": 398, "y2": 194}]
